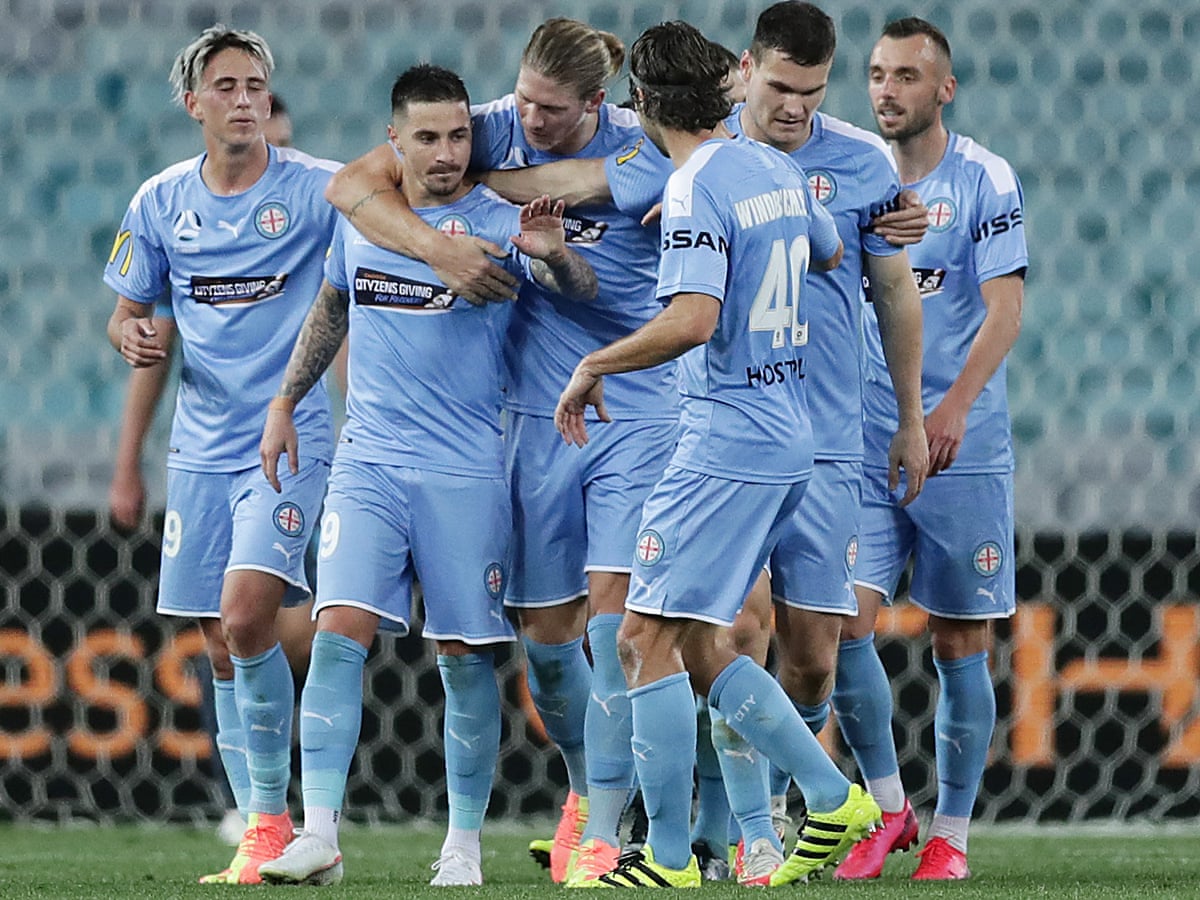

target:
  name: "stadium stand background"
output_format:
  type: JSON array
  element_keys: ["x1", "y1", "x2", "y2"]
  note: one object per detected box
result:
[{"x1": 2, "y1": 0, "x2": 1200, "y2": 825}]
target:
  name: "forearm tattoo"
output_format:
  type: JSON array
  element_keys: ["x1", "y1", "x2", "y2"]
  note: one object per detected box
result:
[
  {"x1": 347, "y1": 187, "x2": 393, "y2": 221},
  {"x1": 532, "y1": 250, "x2": 598, "y2": 301},
  {"x1": 278, "y1": 281, "x2": 350, "y2": 402}
]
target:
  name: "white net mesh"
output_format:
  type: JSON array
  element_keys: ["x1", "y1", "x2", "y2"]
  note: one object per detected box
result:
[{"x1": 1, "y1": 0, "x2": 1198, "y2": 823}]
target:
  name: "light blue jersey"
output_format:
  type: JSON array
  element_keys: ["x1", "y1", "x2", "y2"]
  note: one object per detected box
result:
[
  {"x1": 469, "y1": 96, "x2": 676, "y2": 420},
  {"x1": 862, "y1": 132, "x2": 1028, "y2": 474},
  {"x1": 104, "y1": 145, "x2": 339, "y2": 472},
  {"x1": 656, "y1": 135, "x2": 840, "y2": 484},
  {"x1": 727, "y1": 109, "x2": 903, "y2": 460},
  {"x1": 324, "y1": 184, "x2": 531, "y2": 478}
]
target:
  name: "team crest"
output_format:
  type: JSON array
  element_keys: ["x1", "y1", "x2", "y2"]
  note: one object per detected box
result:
[
  {"x1": 846, "y1": 535, "x2": 859, "y2": 570},
  {"x1": 255, "y1": 202, "x2": 291, "y2": 239},
  {"x1": 273, "y1": 502, "x2": 305, "y2": 537},
  {"x1": 173, "y1": 209, "x2": 202, "y2": 241},
  {"x1": 972, "y1": 541, "x2": 1002, "y2": 577},
  {"x1": 484, "y1": 562, "x2": 505, "y2": 600},
  {"x1": 437, "y1": 214, "x2": 472, "y2": 237},
  {"x1": 926, "y1": 197, "x2": 956, "y2": 232},
  {"x1": 635, "y1": 529, "x2": 665, "y2": 566},
  {"x1": 807, "y1": 170, "x2": 837, "y2": 205}
]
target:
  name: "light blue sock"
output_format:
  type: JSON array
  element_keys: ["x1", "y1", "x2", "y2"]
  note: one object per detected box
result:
[
  {"x1": 709, "y1": 656, "x2": 849, "y2": 814},
  {"x1": 629, "y1": 672, "x2": 695, "y2": 870},
  {"x1": 522, "y1": 634, "x2": 590, "y2": 796},
  {"x1": 769, "y1": 762, "x2": 791, "y2": 802},
  {"x1": 232, "y1": 643, "x2": 294, "y2": 815},
  {"x1": 438, "y1": 652, "x2": 502, "y2": 832},
  {"x1": 581, "y1": 615, "x2": 634, "y2": 845},
  {"x1": 212, "y1": 677, "x2": 251, "y2": 817},
  {"x1": 690, "y1": 696, "x2": 731, "y2": 852},
  {"x1": 795, "y1": 700, "x2": 830, "y2": 734},
  {"x1": 934, "y1": 651, "x2": 995, "y2": 818},
  {"x1": 709, "y1": 703, "x2": 778, "y2": 851},
  {"x1": 832, "y1": 634, "x2": 900, "y2": 781},
  {"x1": 300, "y1": 631, "x2": 367, "y2": 812}
]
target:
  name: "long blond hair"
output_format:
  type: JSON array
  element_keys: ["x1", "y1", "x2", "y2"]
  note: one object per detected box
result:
[{"x1": 521, "y1": 17, "x2": 624, "y2": 99}]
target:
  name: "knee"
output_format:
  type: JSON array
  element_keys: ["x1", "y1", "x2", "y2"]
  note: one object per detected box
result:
[
  {"x1": 777, "y1": 656, "x2": 835, "y2": 706},
  {"x1": 929, "y1": 617, "x2": 990, "y2": 660}
]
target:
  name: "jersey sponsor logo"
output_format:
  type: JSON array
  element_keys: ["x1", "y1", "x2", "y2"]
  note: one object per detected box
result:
[
  {"x1": 563, "y1": 215, "x2": 609, "y2": 245},
  {"x1": 173, "y1": 209, "x2": 202, "y2": 241},
  {"x1": 662, "y1": 229, "x2": 729, "y2": 254},
  {"x1": 108, "y1": 230, "x2": 134, "y2": 276},
  {"x1": 635, "y1": 529, "x2": 665, "y2": 566},
  {"x1": 970, "y1": 207, "x2": 1023, "y2": 243},
  {"x1": 926, "y1": 197, "x2": 956, "y2": 232},
  {"x1": 911, "y1": 267, "x2": 947, "y2": 297},
  {"x1": 864, "y1": 266, "x2": 946, "y2": 302},
  {"x1": 846, "y1": 535, "x2": 859, "y2": 570},
  {"x1": 254, "y1": 201, "x2": 291, "y2": 239},
  {"x1": 615, "y1": 138, "x2": 644, "y2": 166},
  {"x1": 745, "y1": 357, "x2": 805, "y2": 388},
  {"x1": 436, "y1": 214, "x2": 472, "y2": 237},
  {"x1": 807, "y1": 169, "x2": 837, "y2": 205},
  {"x1": 484, "y1": 562, "x2": 505, "y2": 600},
  {"x1": 352, "y1": 266, "x2": 456, "y2": 310},
  {"x1": 190, "y1": 274, "x2": 289, "y2": 305},
  {"x1": 273, "y1": 502, "x2": 305, "y2": 537},
  {"x1": 216, "y1": 218, "x2": 243, "y2": 238},
  {"x1": 972, "y1": 541, "x2": 1003, "y2": 577}
]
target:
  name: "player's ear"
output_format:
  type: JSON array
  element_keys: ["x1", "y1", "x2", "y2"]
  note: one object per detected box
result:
[
  {"x1": 937, "y1": 75, "x2": 957, "y2": 106},
  {"x1": 583, "y1": 88, "x2": 606, "y2": 115}
]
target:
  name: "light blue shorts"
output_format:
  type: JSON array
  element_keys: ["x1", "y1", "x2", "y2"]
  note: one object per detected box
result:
[
  {"x1": 157, "y1": 459, "x2": 330, "y2": 617},
  {"x1": 770, "y1": 459, "x2": 861, "y2": 615},
  {"x1": 504, "y1": 412, "x2": 676, "y2": 608},
  {"x1": 315, "y1": 458, "x2": 516, "y2": 644},
  {"x1": 624, "y1": 465, "x2": 809, "y2": 627},
  {"x1": 855, "y1": 468, "x2": 1015, "y2": 620}
]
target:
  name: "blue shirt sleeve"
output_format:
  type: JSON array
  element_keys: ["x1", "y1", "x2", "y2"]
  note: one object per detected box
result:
[
  {"x1": 324, "y1": 220, "x2": 349, "y2": 292},
  {"x1": 604, "y1": 135, "x2": 673, "y2": 220},
  {"x1": 972, "y1": 165, "x2": 1028, "y2": 283},
  {"x1": 807, "y1": 180, "x2": 842, "y2": 264}
]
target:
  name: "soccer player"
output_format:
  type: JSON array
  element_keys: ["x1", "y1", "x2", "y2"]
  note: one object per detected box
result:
[
  {"x1": 323, "y1": 19, "x2": 677, "y2": 885},
  {"x1": 106, "y1": 86, "x2": 317, "y2": 849},
  {"x1": 103, "y1": 26, "x2": 340, "y2": 884},
  {"x1": 256, "y1": 63, "x2": 597, "y2": 888},
  {"x1": 832, "y1": 17, "x2": 1026, "y2": 881},
  {"x1": 554, "y1": 20, "x2": 881, "y2": 888},
  {"x1": 709, "y1": 2, "x2": 928, "y2": 877}
]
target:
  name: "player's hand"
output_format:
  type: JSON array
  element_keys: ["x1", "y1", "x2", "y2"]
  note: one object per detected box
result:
[
  {"x1": 888, "y1": 419, "x2": 929, "y2": 507},
  {"x1": 260, "y1": 405, "x2": 299, "y2": 493},
  {"x1": 118, "y1": 317, "x2": 169, "y2": 367},
  {"x1": 555, "y1": 364, "x2": 610, "y2": 447},
  {"x1": 108, "y1": 465, "x2": 146, "y2": 532},
  {"x1": 641, "y1": 202, "x2": 663, "y2": 227},
  {"x1": 924, "y1": 400, "x2": 967, "y2": 474},
  {"x1": 511, "y1": 195, "x2": 567, "y2": 261},
  {"x1": 871, "y1": 189, "x2": 928, "y2": 246},
  {"x1": 426, "y1": 233, "x2": 518, "y2": 306}
]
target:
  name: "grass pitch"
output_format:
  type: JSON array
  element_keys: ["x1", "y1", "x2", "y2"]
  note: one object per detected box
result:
[{"x1": 0, "y1": 821, "x2": 1195, "y2": 898}]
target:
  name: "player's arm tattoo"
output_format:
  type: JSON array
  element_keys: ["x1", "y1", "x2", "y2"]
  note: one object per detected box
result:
[
  {"x1": 276, "y1": 280, "x2": 350, "y2": 403},
  {"x1": 346, "y1": 187, "x2": 395, "y2": 221},
  {"x1": 531, "y1": 249, "x2": 598, "y2": 302}
]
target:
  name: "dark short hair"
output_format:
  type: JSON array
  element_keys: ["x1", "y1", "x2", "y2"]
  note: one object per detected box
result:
[
  {"x1": 270, "y1": 93, "x2": 288, "y2": 116},
  {"x1": 390, "y1": 63, "x2": 469, "y2": 117},
  {"x1": 880, "y1": 17, "x2": 952, "y2": 64},
  {"x1": 629, "y1": 21, "x2": 731, "y2": 132},
  {"x1": 749, "y1": 1, "x2": 836, "y2": 67}
]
